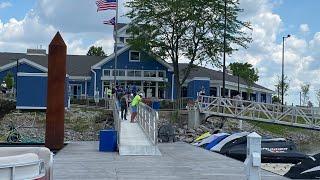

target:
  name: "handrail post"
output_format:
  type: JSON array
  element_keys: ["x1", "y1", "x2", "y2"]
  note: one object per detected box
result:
[{"x1": 245, "y1": 132, "x2": 261, "y2": 180}]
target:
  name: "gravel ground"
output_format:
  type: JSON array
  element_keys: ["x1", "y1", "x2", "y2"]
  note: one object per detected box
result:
[{"x1": 0, "y1": 107, "x2": 113, "y2": 143}]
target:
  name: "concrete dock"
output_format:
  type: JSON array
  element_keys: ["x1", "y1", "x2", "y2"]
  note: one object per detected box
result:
[{"x1": 53, "y1": 141, "x2": 289, "y2": 180}]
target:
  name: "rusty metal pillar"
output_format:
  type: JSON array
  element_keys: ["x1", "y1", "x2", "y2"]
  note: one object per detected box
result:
[{"x1": 45, "y1": 32, "x2": 67, "y2": 150}]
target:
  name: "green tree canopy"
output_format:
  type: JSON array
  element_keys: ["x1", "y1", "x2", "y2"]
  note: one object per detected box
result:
[
  {"x1": 126, "y1": 0, "x2": 252, "y2": 98},
  {"x1": 228, "y1": 62, "x2": 259, "y2": 86},
  {"x1": 274, "y1": 75, "x2": 289, "y2": 103},
  {"x1": 301, "y1": 83, "x2": 310, "y2": 106},
  {"x1": 87, "y1": 46, "x2": 106, "y2": 56},
  {"x1": 4, "y1": 72, "x2": 14, "y2": 89}
]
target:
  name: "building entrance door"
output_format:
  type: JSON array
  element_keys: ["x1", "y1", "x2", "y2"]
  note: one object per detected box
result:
[{"x1": 70, "y1": 84, "x2": 82, "y2": 99}]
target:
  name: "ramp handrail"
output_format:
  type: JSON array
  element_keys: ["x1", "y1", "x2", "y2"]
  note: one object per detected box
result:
[
  {"x1": 198, "y1": 95, "x2": 320, "y2": 130},
  {"x1": 137, "y1": 103, "x2": 158, "y2": 145},
  {"x1": 112, "y1": 99, "x2": 121, "y2": 145}
]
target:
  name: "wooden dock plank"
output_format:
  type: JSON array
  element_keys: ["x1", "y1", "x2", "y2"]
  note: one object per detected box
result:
[{"x1": 53, "y1": 141, "x2": 289, "y2": 180}]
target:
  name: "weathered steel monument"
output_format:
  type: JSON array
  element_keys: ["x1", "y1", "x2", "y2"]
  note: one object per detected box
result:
[{"x1": 45, "y1": 32, "x2": 67, "y2": 150}]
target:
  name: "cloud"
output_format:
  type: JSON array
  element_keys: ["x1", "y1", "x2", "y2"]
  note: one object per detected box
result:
[
  {"x1": 299, "y1": 24, "x2": 310, "y2": 33},
  {"x1": 0, "y1": 2, "x2": 11, "y2": 9},
  {"x1": 34, "y1": 0, "x2": 129, "y2": 33},
  {"x1": 230, "y1": 0, "x2": 320, "y2": 105}
]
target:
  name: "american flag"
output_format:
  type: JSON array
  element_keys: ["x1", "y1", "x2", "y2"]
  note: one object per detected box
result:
[
  {"x1": 103, "y1": 17, "x2": 115, "y2": 25},
  {"x1": 96, "y1": 0, "x2": 117, "y2": 11}
]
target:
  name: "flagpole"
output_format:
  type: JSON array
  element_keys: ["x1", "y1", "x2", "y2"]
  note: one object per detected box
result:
[{"x1": 113, "y1": 0, "x2": 119, "y2": 89}]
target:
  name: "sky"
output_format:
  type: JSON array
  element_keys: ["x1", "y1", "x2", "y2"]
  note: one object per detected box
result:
[{"x1": 0, "y1": 0, "x2": 320, "y2": 106}]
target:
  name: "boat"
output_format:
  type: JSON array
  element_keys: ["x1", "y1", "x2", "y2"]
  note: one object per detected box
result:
[
  {"x1": 219, "y1": 136, "x2": 308, "y2": 163},
  {"x1": 193, "y1": 133, "x2": 229, "y2": 147},
  {"x1": 284, "y1": 153, "x2": 320, "y2": 179},
  {"x1": 204, "y1": 134, "x2": 229, "y2": 150},
  {"x1": 210, "y1": 132, "x2": 250, "y2": 152}
]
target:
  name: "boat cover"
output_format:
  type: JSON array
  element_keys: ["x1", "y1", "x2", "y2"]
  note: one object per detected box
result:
[
  {"x1": 210, "y1": 132, "x2": 250, "y2": 152},
  {"x1": 205, "y1": 134, "x2": 229, "y2": 150},
  {"x1": 194, "y1": 133, "x2": 229, "y2": 147}
]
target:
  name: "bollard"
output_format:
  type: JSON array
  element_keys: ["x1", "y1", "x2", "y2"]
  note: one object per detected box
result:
[
  {"x1": 188, "y1": 106, "x2": 200, "y2": 129},
  {"x1": 244, "y1": 132, "x2": 261, "y2": 180}
]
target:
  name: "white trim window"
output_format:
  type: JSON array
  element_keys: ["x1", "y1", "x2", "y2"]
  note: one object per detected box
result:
[
  {"x1": 127, "y1": 70, "x2": 142, "y2": 77},
  {"x1": 103, "y1": 69, "x2": 111, "y2": 76},
  {"x1": 158, "y1": 71, "x2": 166, "y2": 78},
  {"x1": 112, "y1": 69, "x2": 126, "y2": 76},
  {"x1": 129, "y1": 51, "x2": 140, "y2": 62},
  {"x1": 144, "y1": 70, "x2": 157, "y2": 77}
]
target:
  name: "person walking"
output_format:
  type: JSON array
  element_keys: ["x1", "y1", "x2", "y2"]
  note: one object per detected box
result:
[
  {"x1": 120, "y1": 93, "x2": 128, "y2": 120},
  {"x1": 131, "y1": 92, "x2": 143, "y2": 123}
]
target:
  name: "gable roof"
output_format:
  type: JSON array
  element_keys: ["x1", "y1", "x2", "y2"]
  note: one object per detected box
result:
[
  {"x1": 91, "y1": 45, "x2": 174, "y2": 71},
  {"x1": 116, "y1": 23, "x2": 128, "y2": 31},
  {"x1": 0, "y1": 52, "x2": 105, "y2": 76},
  {"x1": 176, "y1": 63, "x2": 273, "y2": 92}
]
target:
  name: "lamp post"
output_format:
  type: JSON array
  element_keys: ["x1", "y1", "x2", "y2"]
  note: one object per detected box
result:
[{"x1": 281, "y1": 34, "x2": 290, "y2": 105}]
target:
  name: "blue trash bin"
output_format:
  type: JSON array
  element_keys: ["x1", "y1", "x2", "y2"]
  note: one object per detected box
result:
[
  {"x1": 99, "y1": 129, "x2": 117, "y2": 152},
  {"x1": 152, "y1": 101, "x2": 160, "y2": 110}
]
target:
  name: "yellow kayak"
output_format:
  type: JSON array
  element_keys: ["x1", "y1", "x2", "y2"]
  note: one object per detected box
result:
[{"x1": 194, "y1": 132, "x2": 211, "y2": 142}]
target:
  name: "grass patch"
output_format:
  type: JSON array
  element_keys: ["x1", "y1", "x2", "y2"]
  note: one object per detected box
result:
[
  {"x1": 249, "y1": 121, "x2": 305, "y2": 136},
  {"x1": 72, "y1": 120, "x2": 90, "y2": 133}
]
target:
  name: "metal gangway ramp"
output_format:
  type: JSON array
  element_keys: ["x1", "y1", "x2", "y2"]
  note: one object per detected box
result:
[
  {"x1": 113, "y1": 101, "x2": 161, "y2": 156},
  {"x1": 198, "y1": 95, "x2": 320, "y2": 131}
]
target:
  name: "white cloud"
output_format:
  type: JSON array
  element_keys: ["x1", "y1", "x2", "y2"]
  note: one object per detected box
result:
[
  {"x1": 229, "y1": 0, "x2": 320, "y2": 105},
  {"x1": 0, "y1": 2, "x2": 11, "y2": 9},
  {"x1": 92, "y1": 38, "x2": 115, "y2": 55},
  {"x1": 299, "y1": 24, "x2": 310, "y2": 33}
]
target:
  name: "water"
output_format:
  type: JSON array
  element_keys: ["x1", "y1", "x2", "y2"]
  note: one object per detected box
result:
[{"x1": 297, "y1": 142, "x2": 320, "y2": 155}]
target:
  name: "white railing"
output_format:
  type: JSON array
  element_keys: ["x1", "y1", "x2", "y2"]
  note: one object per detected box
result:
[
  {"x1": 137, "y1": 103, "x2": 159, "y2": 145},
  {"x1": 112, "y1": 99, "x2": 121, "y2": 146},
  {"x1": 198, "y1": 95, "x2": 320, "y2": 130}
]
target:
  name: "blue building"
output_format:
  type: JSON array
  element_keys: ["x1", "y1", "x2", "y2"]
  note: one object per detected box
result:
[{"x1": 0, "y1": 24, "x2": 273, "y2": 109}]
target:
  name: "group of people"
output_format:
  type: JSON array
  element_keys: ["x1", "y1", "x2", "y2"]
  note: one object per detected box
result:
[{"x1": 108, "y1": 85, "x2": 143, "y2": 123}]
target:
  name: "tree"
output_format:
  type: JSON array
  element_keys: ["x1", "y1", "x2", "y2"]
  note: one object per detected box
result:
[
  {"x1": 301, "y1": 83, "x2": 310, "y2": 106},
  {"x1": 272, "y1": 95, "x2": 281, "y2": 104},
  {"x1": 3, "y1": 73, "x2": 14, "y2": 89},
  {"x1": 126, "y1": 0, "x2": 252, "y2": 98},
  {"x1": 274, "y1": 75, "x2": 289, "y2": 103},
  {"x1": 87, "y1": 46, "x2": 106, "y2": 56},
  {"x1": 228, "y1": 62, "x2": 259, "y2": 93},
  {"x1": 316, "y1": 89, "x2": 320, "y2": 107}
]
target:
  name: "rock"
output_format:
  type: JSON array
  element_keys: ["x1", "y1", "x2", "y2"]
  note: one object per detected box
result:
[
  {"x1": 199, "y1": 125, "x2": 211, "y2": 132},
  {"x1": 185, "y1": 137, "x2": 194, "y2": 143},
  {"x1": 183, "y1": 125, "x2": 188, "y2": 130},
  {"x1": 186, "y1": 129, "x2": 196, "y2": 133},
  {"x1": 196, "y1": 128, "x2": 203, "y2": 134},
  {"x1": 177, "y1": 128, "x2": 185, "y2": 134}
]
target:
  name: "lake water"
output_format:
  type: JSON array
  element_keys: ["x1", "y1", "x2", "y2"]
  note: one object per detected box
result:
[{"x1": 297, "y1": 142, "x2": 320, "y2": 155}]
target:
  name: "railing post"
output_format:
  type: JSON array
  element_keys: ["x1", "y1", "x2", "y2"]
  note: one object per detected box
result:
[
  {"x1": 312, "y1": 108, "x2": 315, "y2": 126},
  {"x1": 148, "y1": 110, "x2": 151, "y2": 136},
  {"x1": 155, "y1": 111, "x2": 158, "y2": 145},
  {"x1": 244, "y1": 132, "x2": 261, "y2": 180}
]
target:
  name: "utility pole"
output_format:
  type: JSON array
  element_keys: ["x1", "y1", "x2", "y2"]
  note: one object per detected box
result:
[{"x1": 222, "y1": 0, "x2": 227, "y2": 98}]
